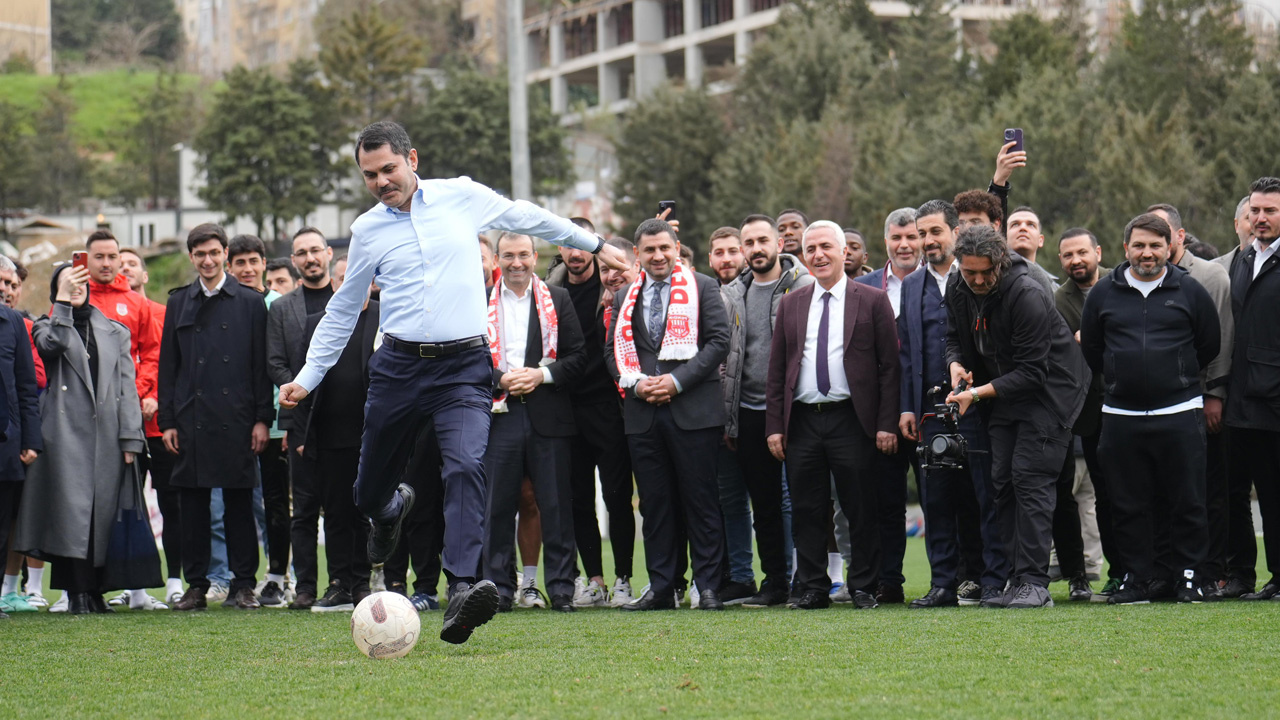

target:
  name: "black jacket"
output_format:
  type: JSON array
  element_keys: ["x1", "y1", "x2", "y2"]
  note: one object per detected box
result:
[
  {"x1": 1227, "y1": 242, "x2": 1280, "y2": 430},
  {"x1": 1080, "y1": 264, "x2": 1219, "y2": 413},
  {"x1": 1054, "y1": 269, "x2": 1110, "y2": 437},
  {"x1": 158, "y1": 277, "x2": 273, "y2": 489},
  {"x1": 945, "y1": 253, "x2": 1089, "y2": 429},
  {"x1": 490, "y1": 283, "x2": 587, "y2": 438},
  {"x1": 0, "y1": 307, "x2": 41, "y2": 479},
  {"x1": 298, "y1": 300, "x2": 380, "y2": 457}
]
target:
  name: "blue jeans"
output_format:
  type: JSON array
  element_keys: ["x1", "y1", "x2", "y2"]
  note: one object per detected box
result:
[
  {"x1": 208, "y1": 490, "x2": 231, "y2": 586},
  {"x1": 716, "y1": 443, "x2": 754, "y2": 584}
]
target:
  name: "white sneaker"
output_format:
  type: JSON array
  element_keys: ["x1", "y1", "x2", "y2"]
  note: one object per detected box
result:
[
  {"x1": 206, "y1": 582, "x2": 230, "y2": 603},
  {"x1": 23, "y1": 589, "x2": 48, "y2": 608},
  {"x1": 689, "y1": 582, "x2": 701, "y2": 608},
  {"x1": 49, "y1": 592, "x2": 69, "y2": 613},
  {"x1": 608, "y1": 578, "x2": 634, "y2": 608},
  {"x1": 130, "y1": 592, "x2": 169, "y2": 610},
  {"x1": 831, "y1": 583, "x2": 852, "y2": 603},
  {"x1": 518, "y1": 585, "x2": 547, "y2": 609},
  {"x1": 370, "y1": 566, "x2": 387, "y2": 593},
  {"x1": 166, "y1": 588, "x2": 184, "y2": 605},
  {"x1": 107, "y1": 591, "x2": 130, "y2": 606},
  {"x1": 573, "y1": 578, "x2": 609, "y2": 608}
]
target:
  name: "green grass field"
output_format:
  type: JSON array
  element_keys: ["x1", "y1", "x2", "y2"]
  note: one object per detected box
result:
[{"x1": 3, "y1": 538, "x2": 1278, "y2": 718}]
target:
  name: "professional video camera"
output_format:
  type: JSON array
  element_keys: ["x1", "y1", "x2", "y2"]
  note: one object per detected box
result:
[{"x1": 917, "y1": 380, "x2": 969, "y2": 471}]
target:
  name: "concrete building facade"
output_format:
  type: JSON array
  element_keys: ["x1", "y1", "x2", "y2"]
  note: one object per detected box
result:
[{"x1": 0, "y1": 0, "x2": 53, "y2": 74}]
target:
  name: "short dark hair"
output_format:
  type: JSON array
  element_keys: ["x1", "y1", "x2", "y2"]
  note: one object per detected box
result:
[
  {"x1": 776, "y1": 208, "x2": 809, "y2": 225},
  {"x1": 634, "y1": 218, "x2": 677, "y2": 246},
  {"x1": 478, "y1": 234, "x2": 493, "y2": 254},
  {"x1": 570, "y1": 217, "x2": 596, "y2": 233},
  {"x1": 1124, "y1": 213, "x2": 1172, "y2": 245},
  {"x1": 605, "y1": 236, "x2": 635, "y2": 258},
  {"x1": 355, "y1": 121, "x2": 412, "y2": 162},
  {"x1": 1059, "y1": 227, "x2": 1098, "y2": 249},
  {"x1": 709, "y1": 226, "x2": 740, "y2": 244},
  {"x1": 12, "y1": 259, "x2": 26, "y2": 281},
  {"x1": 1250, "y1": 176, "x2": 1280, "y2": 195},
  {"x1": 119, "y1": 246, "x2": 145, "y2": 268},
  {"x1": 916, "y1": 199, "x2": 959, "y2": 230},
  {"x1": 1185, "y1": 236, "x2": 1219, "y2": 260},
  {"x1": 741, "y1": 213, "x2": 775, "y2": 228},
  {"x1": 227, "y1": 234, "x2": 267, "y2": 262},
  {"x1": 1008, "y1": 205, "x2": 1040, "y2": 221},
  {"x1": 187, "y1": 223, "x2": 228, "y2": 252},
  {"x1": 292, "y1": 226, "x2": 326, "y2": 243},
  {"x1": 86, "y1": 229, "x2": 119, "y2": 250},
  {"x1": 1145, "y1": 203, "x2": 1183, "y2": 232},
  {"x1": 953, "y1": 190, "x2": 1003, "y2": 223},
  {"x1": 331, "y1": 252, "x2": 348, "y2": 270},
  {"x1": 679, "y1": 244, "x2": 695, "y2": 264},
  {"x1": 843, "y1": 228, "x2": 864, "y2": 240},
  {"x1": 266, "y1": 257, "x2": 300, "y2": 279},
  {"x1": 954, "y1": 225, "x2": 1012, "y2": 270}
]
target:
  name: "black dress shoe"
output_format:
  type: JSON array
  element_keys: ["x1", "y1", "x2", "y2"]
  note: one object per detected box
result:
[
  {"x1": 789, "y1": 590, "x2": 831, "y2": 610},
  {"x1": 88, "y1": 594, "x2": 114, "y2": 614},
  {"x1": 441, "y1": 580, "x2": 499, "y2": 644},
  {"x1": 742, "y1": 580, "x2": 789, "y2": 608},
  {"x1": 1146, "y1": 578, "x2": 1174, "y2": 601},
  {"x1": 1068, "y1": 575, "x2": 1093, "y2": 602},
  {"x1": 698, "y1": 589, "x2": 725, "y2": 610},
  {"x1": 232, "y1": 588, "x2": 261, "y2": 609},
  {"x1": 352, "y1": 587, "x2": 372, "y2": 607},
  {"x1": 288, "y1": 591, "x2": 316, "y2": 610},
  {"x1": 851, "y1": 590, "x2": 879, "y2": 609},
  {"x1": 876, "y1": 584, "x2": 905, "y2": 604},
  {"x1": 367, "y1": 483, "x2": 416, "y2": 566},
  {"x1": 1241, "y1": 581, "x2": 1280, "y2": 601},
  {"x1": 69, "y1": 592, "x2": 93, "y2": 615},
  {"x1": 909, "y1": 586, "x2": 958, "y2": 609},
  {"x1": 1220, "y1": 577, "x2": 1253, "y2": 598},
  {"x1": 497, "y1": 595, "x2": 514, "y2": 613},
  {"x1": 551, "y1": 594, "x2": 576, "y2": 612},
  {"x1": 720, "y1": 580, "x2": 756, "y2": 605},
  {"x1": 619, "y1": 590, "x2": 676, "y2": 611}
]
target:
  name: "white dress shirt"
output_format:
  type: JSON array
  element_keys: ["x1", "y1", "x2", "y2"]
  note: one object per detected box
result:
[
  {"x1": 885, "y1": 270, "x2": 904, "y2": 318},
  {"x1": 295, "y1": 176, "x2": 598, "y2": 392},
  {"x1": 200, "y1": 272, "x2": 228, "y2": 298},
  {"x1": 795, "y1": 278, "x2": 851, "y2": 404},
  {"x1": 1253, "y1": 238, "x2": 1278, "y2": 279},
  {"x1": 498, "y1": 279, "x2": 554, "y2": 384},
  {"x1": 927, "y1": 260, "x2": 957, "y2": 297}
]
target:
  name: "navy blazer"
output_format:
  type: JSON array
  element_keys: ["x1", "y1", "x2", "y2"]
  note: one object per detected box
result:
[
  {"x1": 896, "y1": 267, "x2": 931, "y2": 420},
  {"x1": 854, "y1": 266, "x2": 889, "y2": 292},
  {"x1": 0, "y1": 306, "x2": 42, "y2": 480}
]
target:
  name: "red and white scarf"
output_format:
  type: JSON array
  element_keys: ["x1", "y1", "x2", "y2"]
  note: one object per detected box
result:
[
  {"x1": 487, "y1": 277, "x2": 558, "y2": 413},
  {"x1": 612, "y1": 263, "x2": 699, "y2": 388}
]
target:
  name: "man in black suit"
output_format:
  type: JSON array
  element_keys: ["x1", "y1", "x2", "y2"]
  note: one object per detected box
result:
[
  {"x1": 1226, "y1": 176, "x2": 1280, "y2": 600},
  {"x1": 266, "y1": 227, "x2": 334, "y2": 609},
  {"x1": 481, "y1": 233, "x2": 587, "y2": 612},
  {"x1": 605, "y1": 218, "x2": 731, "y2": 611}
]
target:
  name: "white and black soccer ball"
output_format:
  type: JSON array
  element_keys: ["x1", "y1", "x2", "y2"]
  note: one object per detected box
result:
[{"x1": 351, "y1": 591, "x2": 421, "y2": 659}]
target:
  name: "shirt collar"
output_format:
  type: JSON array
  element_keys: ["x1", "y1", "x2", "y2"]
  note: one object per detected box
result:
[
  {"x1": 382, "y1": 175, "x2": 426, "y2": 216},
  {"x1": 500, "y1": 278, "x2": 531, "y2": 301},
  {"x1": 1252, "y1": 237, "x2": 1277, "y2": 258},
  {"x1": 193, "y1": 272, "x2": 229, "y2": 298},
  {"x1": 815, "y1": 276, "x2": 847, "y2": 301},
  {"x1": 644, "y1": 270, "x2": 673, "y2": 290},
  {"x1": 927, "y1": 259, "x2": 958, "y2": 282}
]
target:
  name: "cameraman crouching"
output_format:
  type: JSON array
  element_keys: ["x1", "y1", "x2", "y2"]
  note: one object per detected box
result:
[{"x1": 943, "y1": 225, "x2": 1090, "y2": 608}]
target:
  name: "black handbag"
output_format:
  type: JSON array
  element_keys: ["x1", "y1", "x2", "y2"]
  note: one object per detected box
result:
[{"x1": 103, "y1": 462, "x2": 163, "y2": 591}]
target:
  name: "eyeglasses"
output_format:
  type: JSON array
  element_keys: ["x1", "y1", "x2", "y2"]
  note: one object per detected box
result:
[
  {"x1": 499, "y1": 252, "x2": 534, "y2": 262},
  {"x1": 292, "y1": 247, "x2": 327, "y2": 258}
]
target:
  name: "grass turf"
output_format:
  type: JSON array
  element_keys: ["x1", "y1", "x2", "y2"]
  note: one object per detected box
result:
[{"x1": 3, "y1": 538, "x2": 1278, "y2": 718}]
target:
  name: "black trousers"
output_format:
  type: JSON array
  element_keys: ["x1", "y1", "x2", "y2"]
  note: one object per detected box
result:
[
  {"x1": 735, "y1": 408, "x2": 789, "y2": 586},
  {"x1": 318, "y1": 447, "x2": 370, "y2": 594},
  {"x1": 954, "y1": 469, "x2": 986, "y2": 585},
  {"x1": 1100, "y1": 410, "x2": 1208, "y2": 584},
  {"x1": 259, "y1": 439, "x2": 290, "y2": 577},
  {"x1": 1079, "y1": 432, "x2": 1121, "y2": 580},
  {"x1": 1230, "y1": 427, "x2": 1280, "y2": 583},
  {"x1": 785, "y1": 402, "x2": 879, "y2": 593},
  {"x1": 1225, "y1": 427, "x2": 1259, "y2": 584},
  {"x1": 1202, "y1": 427, "x2": 1229, "y2": 583},
  {"x1": 865, "y1": 438, "x2": 910, "y2": 588},
  {"x1": 569, "y1": 397, "x2": 634, "y2": 580},
  {"x1": 483, "y1": 401, "x2": 576, "y2": 600},
  {"x1": 288, "y1": 431, "x2": 323, "y2": 595},
  {"x1": 987, "y1": 410, "x2": 1068, "y2": 588},
  {"x1": 145, "y1": 436, "x2": 182, "y2": 579},
  {"x1": 385, "y1": 425, "x2": 445, "y2": 596},
  {"x1": 1053, "y1": 445, "x2": 1087, "y2": 579},
  {"x1": 178, "y1": 486, "x2": 258, "y2": 592},
  {"x1": 628, "y1": 406, "x2": 724, "y2": 598}
]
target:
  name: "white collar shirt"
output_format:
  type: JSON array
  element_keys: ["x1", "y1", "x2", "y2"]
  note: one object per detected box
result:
[
  {"x1": 1253, "y1": 238, "x2": 1278, "y2": 279},
  {"x1": 795, "y1": 278, "x2": 851, "y2": 404}
]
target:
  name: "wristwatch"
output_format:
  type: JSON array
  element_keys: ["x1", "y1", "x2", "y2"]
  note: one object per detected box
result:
[
  {"x1": 593, "y1": 234, "x2": 605, "y2": 254},
  {"x1": 969, "y1": 388, "x2": 981, "y2": 404}
]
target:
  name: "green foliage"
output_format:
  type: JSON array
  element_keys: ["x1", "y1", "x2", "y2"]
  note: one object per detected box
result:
[
  {"x1": 979, "y1": 11, "x2": 1089, "y2": 98},
  {"x1": 192, "y1": 67, "x2": 325, "y2": 241},
  {"x1": 29, "y1": 77, "x2": 93, "y2": 215},
  {"x1": 318, "y1": 7, "x2": 429, "y2": 130},
  {"x1": 50, "y1": 0, "x2": 185, "y2": 63},
  {"x1": 98, "y1": 71, "x2": 194, "y2": 208},
  {"x1": 1, "y1": 53, "x2": 37, "y2": 75},
  {"x1": 403, "y1": 70, "x2": 573, "y2": 198},
  {"x1": 0, "y1": 101, "x2": 37, "y2": 236}
]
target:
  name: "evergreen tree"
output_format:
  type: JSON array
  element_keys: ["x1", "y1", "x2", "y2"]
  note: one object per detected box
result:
[
  {"x1": 319, "y1": 7, "x2": 428, "y2": 129},
  {"x1": 0, "y1": 101, "x2": 37, "y2": 240},
  {"x1": 30, "y1": 77, "x2": 93, "y2": 215}
]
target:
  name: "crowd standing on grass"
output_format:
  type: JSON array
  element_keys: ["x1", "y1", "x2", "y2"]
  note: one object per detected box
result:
[{"x1": 0, "y1": 122, "x2": 1279, "y2": 644}]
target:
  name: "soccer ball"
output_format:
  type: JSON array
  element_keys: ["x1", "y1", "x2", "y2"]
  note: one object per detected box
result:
[{"x1": 351, "y1": 592, "x2": 421, "y2": 659}]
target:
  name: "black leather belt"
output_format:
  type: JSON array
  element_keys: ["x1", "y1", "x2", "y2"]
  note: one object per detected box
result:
[
  {"x1": 385, "y1": 335, "x2": 486, "y2": 359},
  {"x1": 795, "y1": 400, "x2": 850, "y2": 413}
]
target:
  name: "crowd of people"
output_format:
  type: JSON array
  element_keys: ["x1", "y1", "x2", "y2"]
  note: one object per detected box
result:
[{"x1": 1, "y1": 121, "x2": 1278, "y2": 635}]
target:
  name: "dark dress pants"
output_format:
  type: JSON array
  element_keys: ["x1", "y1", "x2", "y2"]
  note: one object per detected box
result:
[
  {"x1": 146, "y1": 436, "x2": 182, "y2": 579},
  {"x1": 1202, "y1": 427, "x2": 1229, "y2": 583},
  {"x1": 1080, "y1": 432, "x2": 1122, "y2": 581},
  {"x1": 1053, "y1": 445, "x2": 1087, "y2": 579},
  {"x1": 353, "y1": 344, "x2": 491, "y2": 584},
  {"x1": 483, "y1": 401, "x2": 576, "y2": 600},
  {"x1": 319, "y1": 447, "x2": 371, "y2": 594},
  {"x1": 1230, "y1": 427, "x2": 1280, "y2": 583},
  {"x1": 785, "y1": 402, "x2": 879, "y2": 593},
  {"x1": 628, "y1": 405, "x2": 724, "y2": 599},
  {"x1": 987, "y1": 409, "x2": 1068, "y2": 588},
  {"x1": 288, "y1": 431, "x2": 322, "y2": 596},
  {"x1": 736, "y1": 408, "x2": 789, "y2": 586},
  {"x1": 385, "y1": 424, "x2": 445, "y2": 596},
  {"x1": 569, "y1": 397, "x2": 634, "y2": 580},
  {"x1": 1100, "y1": 410, "x2": 1208, "y2": 584},
  {"x1": 259, "y1": 439, "x2": 291, "y2": 577},
  {"x1": 178, "y1": 486, "x2": 258, "y2": 592},
  {"x1": 1225, "y1": 427, "x2": 1259, "y2": 584},
  {"x1": 865, "y1": 440, "x2": 910, "y2": 589}
]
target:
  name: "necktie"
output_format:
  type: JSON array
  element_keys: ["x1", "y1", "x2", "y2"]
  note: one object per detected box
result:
[
  {"x1": 648, "y1": 280, "x2": 666, "y2": 340},
  {"x1": 817, "y1": 291, "x2": 832, "y2": 396}
]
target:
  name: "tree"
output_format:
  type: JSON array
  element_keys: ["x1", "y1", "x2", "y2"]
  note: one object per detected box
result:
[
  {"x1": 51, "y1": 0, "x2": 184, "y2": 63},
  {"x1": 978, "y1": 11, "x2": 1089, "y2": 99},
  {"x1": 0, "y1": 101, "x2": 37, "y2": 240},
  {"x1": 403, "y1": 70, "x2": 573, "y2": 198},
  {"x1": 192, "y1": 67, "x2": 325, "y2": 240},
  {"x1": 112, "y1": 71, "x2": 192, "y2": 208},
  {"x1": 318, "y1": 7, "x2": 428, "y2": 129},
  {"x1": 29, "y1": 77, "x2": 93, "y2": 215},
  {"x1": 287, "y1": 59, "x2": 347, "y2": 202}
]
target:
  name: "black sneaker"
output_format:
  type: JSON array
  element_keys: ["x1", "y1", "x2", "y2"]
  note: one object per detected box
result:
[
  {"x1": 387, "y1": 582, "x2": 409, "y2": 597},
  {"x1": 367, "y1": 483, "x2": 416, "y2": 566},
  {"x1": 1068, "y1": 575, "x2": 1093, "y2": 602},
  {"x1": 1107, "y1": 576, "x2": 1150, "y2": 605},
  {"x1": 1146, "y1": 578, "x2": 1174, "y2": 602},
  {"x1": 956, "y1": 580, "x2": 981, "y2": 606},
  {"x1": 550, "y1": 594, "x2": 576, "y2": 612},
  {"x1": 311, "y1": 583, "x2": 354, "y2": 613},
  {"x1": 742, "y1": 580, "x2": 789, "y2": 608},
  {"x1": 979, "y1": 584, "x2": 1008, "y2": 608},
  {"x1": 258, "y1": 581, "x2": 286, "y2": 607},
  {"x1": 1220, "y1": 577, "x2": 1253, "y2": 598},
  {"x1": 851, "y1": 590, "x2": 879, "y2": 609},
  {"x1": 441, "y1": 580, "x2": 500, "y2": 645},
  {"x1": 1175, "y1": 570, "x2": 1204, "y2": 604},
  {"x1": 496, "y1": 595, "x2": 513, "y2": 613},
  {"x1": 720, "y1": 579, "x2": 757, "y2": 606},
  {"x1": 1201, "y1": 581, "x2": 1224, "y2": 602}
]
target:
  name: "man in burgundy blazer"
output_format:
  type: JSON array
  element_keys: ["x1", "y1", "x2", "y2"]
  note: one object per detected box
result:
[{"x1": 765, "y1": 221, "x2": 901, "y2": 609}]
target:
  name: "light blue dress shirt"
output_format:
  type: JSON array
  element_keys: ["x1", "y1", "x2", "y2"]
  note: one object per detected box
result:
[{"x1": 294, "y1": 176, "x2": 600, "y2": 392}]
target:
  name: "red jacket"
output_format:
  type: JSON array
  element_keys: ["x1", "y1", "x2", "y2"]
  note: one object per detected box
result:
[
  {"x1": 23, "y1": 317, "x2": 45, "y2": 390},
  {"x1": 88, "y1": 273, "x2": 160, "y2": 409},
  {"x1": 142, "y1": 298, "x2": 165, "y2": 437}
]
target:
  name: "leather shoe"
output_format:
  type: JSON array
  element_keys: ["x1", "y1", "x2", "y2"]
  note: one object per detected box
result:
[
  {"x1": 368, "y1": 483, "x2": 416, "y2": 566},
  {"x1": 172, "y1": 587, "x2": 207, "y2": 611},
  {"x1": 352, "y1": 588, "x2": 372, "y2": 607},
  {"x1": 852, "y1": 590, "x2": 879, "y2": 609},
  {"x1": 1220, "y1": 577, "x2": 1253, "y2": 598},
  {"x1": 88, "y1": 594, "x2": 114, "y2": 614},
  {"x1": 742, "y1": 580, "x2": 789, "y2": 608},
  {"x1": 790, "y1": 589, "x2": 831, "y2": 610},
  {"x1": 1241, "y1": 581, "x2": 1280, "y2": 601},
  {"x1": 232, "y1": 588, "x2": 260, "y2": 609},
  {"x1": 288, "y1": 592, "x2": 316, "y2": 610},
  {"x1": 550, "y1": 594, "x2": 575, "y2": 612},
  {"x1": 698, "y1": 589, "x2": 725, "y2": 610},
  {"x1": 876, "y1": 584, "x2": 905, "y2": 604},
  {"x1": 441, "y1": 580, "x2": 499, "y2": 644},
  {"x1": 909, "y1": 586, "x2": 958, "y2": 609},
  {"x1": 619, "y1": 590, "x2": 676, "y2": 611},
  {"x1": 497, "y1": 595, "x2": 514, "y2": 613},
  {"x1": 69, "y1": 592, "x2": 93, "y2": 615}
]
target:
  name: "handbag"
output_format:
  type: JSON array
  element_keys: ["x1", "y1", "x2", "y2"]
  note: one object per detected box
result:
[{"x1": 102, "y1": 461, "x2": 163, "y2": 591}]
